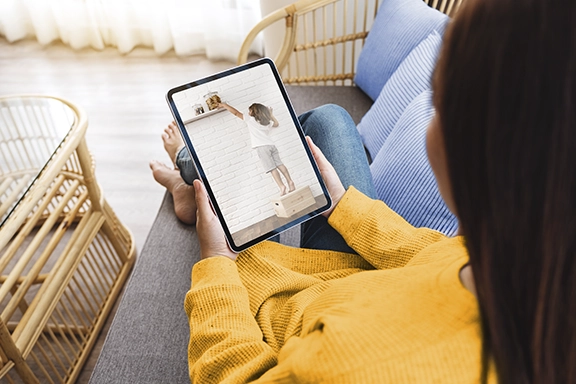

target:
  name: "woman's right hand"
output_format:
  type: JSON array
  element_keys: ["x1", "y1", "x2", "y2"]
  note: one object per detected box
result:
[
  {"x1": 194, "y1": 180, "x2": 237, "y2": 261},
  {"x1": 306, "y1": 136, "x2": 346, "y2": 218}
]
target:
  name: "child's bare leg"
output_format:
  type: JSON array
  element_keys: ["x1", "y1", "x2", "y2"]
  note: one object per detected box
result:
[
  {"x1": 277, "y1": 165, "x2": 295, "y2": 192},
  {"x1": 270, "y1": 169, "x2": 287, "y2": 196},
  {"x1": 162, "y1": 122, "x2": 184, "y2": 169},
  {"x1": 149, "y1": 160, "x2": 197, "y2": 225}
]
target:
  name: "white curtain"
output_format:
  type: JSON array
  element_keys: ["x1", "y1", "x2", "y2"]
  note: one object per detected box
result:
[{"x1": 0, "y1": 0, "x2": 263, "y2": 61}]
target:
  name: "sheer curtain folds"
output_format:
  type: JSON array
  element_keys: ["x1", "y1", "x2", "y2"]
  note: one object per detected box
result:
[{"x1": 0, "y1": 0, "x2": 262, "y2": 60}]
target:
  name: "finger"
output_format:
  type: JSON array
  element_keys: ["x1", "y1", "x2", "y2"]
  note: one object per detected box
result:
[
  {"x1": 193, "y1": 180, "x2": 213, "y2": 220},
  {"x1": 306, "y1": 136, "x2": 323, "y2": 159},
  {"x1": 306, "y1": 136, "x2": 332, "y2": 170}
]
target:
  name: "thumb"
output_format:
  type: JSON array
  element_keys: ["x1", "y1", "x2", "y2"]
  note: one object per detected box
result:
[{"x1": 193, "y1": 180, "x2": 213, "y2": 219}]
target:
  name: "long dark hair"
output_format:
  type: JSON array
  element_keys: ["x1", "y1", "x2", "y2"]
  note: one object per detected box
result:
[
  {"x1": 248, "y1": 103, "x2": 272, "y2": 126},
  {"x1": 433, "y1": 0, "x2": 576, "y2": 382}
]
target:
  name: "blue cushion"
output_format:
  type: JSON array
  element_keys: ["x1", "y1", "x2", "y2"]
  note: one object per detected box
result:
[
  {"x1": 370, "y1": 90, "x2": 458, "y2": 235},
  {"x1": 354, "y1": 0, "x2": 448, "y2": 100},
  {"x1": 357, "y1": 30, "x2": 443, "y2": 159}
]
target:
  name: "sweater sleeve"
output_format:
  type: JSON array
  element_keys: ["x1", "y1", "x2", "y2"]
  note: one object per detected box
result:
[
  {"x1": 184, "y1": 256, "x2": 277, "y2": 383},
  {"x1": 328, "y1": 187, "x2": 447, "y2": 269}
]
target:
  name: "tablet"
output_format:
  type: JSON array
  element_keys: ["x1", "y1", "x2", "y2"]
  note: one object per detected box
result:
[{"x1": 166, "y1": 58, "x2": 331, "y2": 252}]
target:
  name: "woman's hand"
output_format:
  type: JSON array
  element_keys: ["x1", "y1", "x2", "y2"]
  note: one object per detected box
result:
[
  {"x1": 193, "y1": 180, "x2": 237, "y2": 260},
  {"x1": 306, "y1": 136, "x2": 346, "y2": 218}
]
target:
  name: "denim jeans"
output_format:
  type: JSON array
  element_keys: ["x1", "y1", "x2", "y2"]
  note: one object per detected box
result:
[
  {"x1": 296, "y1": 105, "x2": 375, "y2": 254},
  {"x1": 176, "y1": 145, "x2": 197, "y2": 187},
  {"x1": 175, "y1": 104, "x2": 375, "y2": 254}
]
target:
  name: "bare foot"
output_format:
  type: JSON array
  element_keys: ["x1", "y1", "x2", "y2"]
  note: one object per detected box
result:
[
  {"x1": 150, "y1": 160, "x2": 196, "y2": 225},
  {"x1": 163, "y1": 122, "x2": 184, "y2": 168},
  {"x1": 279, "y1": 185, "x2": 287, "y2": 196},
  {"x1": 288, "y1": 180, "x2": 295, "y2": 193}
]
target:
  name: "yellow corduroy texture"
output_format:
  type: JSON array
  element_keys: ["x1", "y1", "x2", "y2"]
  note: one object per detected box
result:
[{"x1": 185, "y1": 187, "x2": 490, "y2": 383}]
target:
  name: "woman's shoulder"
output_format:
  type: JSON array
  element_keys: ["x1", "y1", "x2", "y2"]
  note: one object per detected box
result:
[{"x1": 406, "y1": 235, "x2": 467, "y2": 267}]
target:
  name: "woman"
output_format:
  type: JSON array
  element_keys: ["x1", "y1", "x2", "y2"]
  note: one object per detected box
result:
[{"x1": 187, "y1": 0, "x2": 576, "y2": 382}]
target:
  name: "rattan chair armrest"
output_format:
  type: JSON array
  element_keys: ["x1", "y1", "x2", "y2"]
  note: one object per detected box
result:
[
  {"x1": 237, "y1": 6, "x2": 289, "y2": 65},
  {"x1": 237, "y1": 0, "x2": 339, "y2": 68}
]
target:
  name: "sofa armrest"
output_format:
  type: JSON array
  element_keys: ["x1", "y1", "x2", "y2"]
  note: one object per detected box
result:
[{"x1": 238, "y1": 0, "x2": 370, "y2": 85}]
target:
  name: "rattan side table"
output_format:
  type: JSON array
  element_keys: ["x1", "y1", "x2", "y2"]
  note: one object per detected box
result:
[{"x1": 0, "y1": 95, "x2": 136, "y2": 383}]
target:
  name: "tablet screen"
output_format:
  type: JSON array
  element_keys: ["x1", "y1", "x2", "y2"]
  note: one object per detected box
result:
[{"x1": 166, "y1": 58, "x2": 331, "y2": 252}]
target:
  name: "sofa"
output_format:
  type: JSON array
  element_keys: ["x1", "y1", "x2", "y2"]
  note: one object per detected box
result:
[
  {"x1": 89, "y1": 0, "x2": 464, "y2": 382},
  {"x1": 88, "y1": 86, "x2": 371, "y2": 384}
]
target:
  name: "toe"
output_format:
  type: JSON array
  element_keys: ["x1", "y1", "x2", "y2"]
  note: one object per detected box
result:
[
  {"x1": 150, "y1": 160, "x2": 168, "y2": 171},
  {"x1": 150, "y1": 160, "x2": 161, "y2": 172}
]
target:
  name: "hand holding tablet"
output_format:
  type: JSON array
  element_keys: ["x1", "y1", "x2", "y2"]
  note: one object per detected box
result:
[
  {"x1": 166, "y1": 58, "x2": 332, "y2": 252},
  {"x1": 305, "y1": 136, "x2": 346, "y2": 218},
  {"x1": 193, "y1": 179, "x2": 237, "y2": 261}
]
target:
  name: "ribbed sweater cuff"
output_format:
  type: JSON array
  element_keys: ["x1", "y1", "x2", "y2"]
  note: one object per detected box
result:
[
  {"x1": 328, "y1": 186, "x2": 376, "y2": 237},
  {"x1": 191, "y1": 257, "x2": 242, "y2": 290}
]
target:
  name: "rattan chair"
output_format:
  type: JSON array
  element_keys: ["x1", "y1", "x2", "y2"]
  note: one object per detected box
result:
[
  {"x1": 238, "y1": 0, "x2": 463, "y2": 85},
  {"x1": 0, "y1": 96, "x2": 136, "y2": 383}
]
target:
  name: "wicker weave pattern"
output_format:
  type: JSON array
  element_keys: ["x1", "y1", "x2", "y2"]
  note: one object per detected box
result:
[
  {"x1": 238, "y1": 0, "x2": 464, "y2": 86},
  {"x1": 0, "y1": 96, "x2": 135, "y2": 383}
]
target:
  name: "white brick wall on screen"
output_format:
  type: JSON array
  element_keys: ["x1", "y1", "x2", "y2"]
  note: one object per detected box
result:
[{"x1": 173, "y1": 64, "x2": 322, "y2": 234}]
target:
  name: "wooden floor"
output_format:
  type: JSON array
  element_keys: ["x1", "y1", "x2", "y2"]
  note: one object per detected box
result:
[{"x1": 0, "y1": 37, "x2": 234, "y2": 382}]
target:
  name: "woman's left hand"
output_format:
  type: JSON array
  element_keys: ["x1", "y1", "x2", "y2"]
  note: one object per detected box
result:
[
  {"x1": 306, "y1": 136, "x2": 346, "y2": 218},
  {"x1": 194, "y1": 180, "x2": 237, "y2": 261}
]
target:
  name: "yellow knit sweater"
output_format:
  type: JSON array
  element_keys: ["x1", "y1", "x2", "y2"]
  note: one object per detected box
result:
[{"x1": 184, "y1": 187, "x2": 487, "y2": 383}]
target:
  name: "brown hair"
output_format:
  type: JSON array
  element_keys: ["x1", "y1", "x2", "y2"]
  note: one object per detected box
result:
[
  {"x1": 248, "y1": 103, "x2": 272, "y2": 126},
  {"x1": 434, "y1": 0, "x2": 576, "y2": 382}
]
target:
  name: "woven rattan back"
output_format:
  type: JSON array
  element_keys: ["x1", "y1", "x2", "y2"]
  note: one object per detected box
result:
[{"x1": 238, "y1": 0, "x2": 464, "y2": 85}]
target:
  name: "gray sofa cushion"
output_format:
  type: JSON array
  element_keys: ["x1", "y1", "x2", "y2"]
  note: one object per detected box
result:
[
  {"x1": 89, "y1": 85, "x2": 372, "y2": 384},
  {"x1": 286, "y1": 85, "x2": 372, "y2": 124},
  {"x1": 90, "y1": 194, "x2": 196, "y2": 383}
]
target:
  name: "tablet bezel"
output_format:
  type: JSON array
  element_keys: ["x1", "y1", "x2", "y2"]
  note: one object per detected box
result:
[{"x1": 166, "y1": 57, "x2": 332, "y2": 252}]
